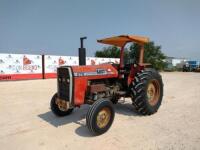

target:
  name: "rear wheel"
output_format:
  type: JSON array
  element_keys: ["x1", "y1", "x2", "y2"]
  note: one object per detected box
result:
[
  {"x1": 50, "y1": 93, "x2": 73, "y2": 116},
  {"x1": 86, "y1": 99, "x2": 115, "y2": 135},
  {"x1": 130, "y1": 68, "x2": 163, "y2": 115}
]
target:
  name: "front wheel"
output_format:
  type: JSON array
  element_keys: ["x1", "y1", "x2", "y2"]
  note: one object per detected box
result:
[
  {"x1": 86, "y1": 99, "x2": 115, "y2": 135},
  {"x1": 50, "y1": 93, "x2": 73, "y2": 117}
]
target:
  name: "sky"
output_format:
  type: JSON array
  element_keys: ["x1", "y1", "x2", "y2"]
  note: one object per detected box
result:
[{"x1": 0, "y1": 0, "x2": 200, "y2": 59}]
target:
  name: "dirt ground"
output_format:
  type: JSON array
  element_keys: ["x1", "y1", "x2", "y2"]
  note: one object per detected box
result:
[{"x1": 0, "y1": 72, "x2": 200, "y2": 150}]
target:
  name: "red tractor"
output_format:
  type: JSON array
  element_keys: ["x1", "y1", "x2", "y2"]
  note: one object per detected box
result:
[{"x1": 50, "y1": 35, "x2": 163, "y2": 135}]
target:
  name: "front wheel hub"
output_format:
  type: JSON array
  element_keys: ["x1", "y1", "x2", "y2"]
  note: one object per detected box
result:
[
  {"x1": 55, "y1": 98, "x2": 69, "y2": 111},
  {"x1": 96, "y1": 107, "x2": 111, "y2": 128}
]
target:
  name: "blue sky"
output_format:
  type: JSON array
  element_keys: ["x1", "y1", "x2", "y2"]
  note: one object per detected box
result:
[{"x1": 0, "y1": 0, "x2": 200, "y2": 59}]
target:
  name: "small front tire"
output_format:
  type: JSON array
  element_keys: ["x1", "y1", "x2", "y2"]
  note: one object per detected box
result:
[
  {"x1": 50, "y1": 93, "x2": 73, "y2": 117},
  {"x1": 86, "y1": 99, "x2": 115, "y2": 135}
]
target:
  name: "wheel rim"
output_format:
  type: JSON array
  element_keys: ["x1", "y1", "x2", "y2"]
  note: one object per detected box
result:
[
  {"x1": 55, "y1": 98, "x2": 68, "y2": 111},
  {"x1": 96, "y1": 107, "x2": 111, "y2": 129},
  {"x1": 147, "y1": 79, "x2": 160, "y2": 106}
]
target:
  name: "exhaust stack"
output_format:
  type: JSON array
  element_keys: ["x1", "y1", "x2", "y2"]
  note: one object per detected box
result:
[{"x1": 79, "y1": 37, "x2": 87, "y2": 66}]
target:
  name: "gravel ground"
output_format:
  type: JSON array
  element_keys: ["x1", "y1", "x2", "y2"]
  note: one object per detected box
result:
[{"x1": 0, "y1": 72, "x2": 200, "y2": 150}]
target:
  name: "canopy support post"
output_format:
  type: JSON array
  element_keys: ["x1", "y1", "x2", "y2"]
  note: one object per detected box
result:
[
  {"x1": 120, "y1": 46, "x2": 124, "y2": 69},
  {"x1": 139, "y1": 45, "x2": 144, "y2": 64}
]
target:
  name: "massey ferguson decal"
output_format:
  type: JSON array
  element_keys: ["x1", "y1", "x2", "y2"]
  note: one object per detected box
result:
[{"x1": 74, "y1": 68, "x2": 114, "y2": 77}]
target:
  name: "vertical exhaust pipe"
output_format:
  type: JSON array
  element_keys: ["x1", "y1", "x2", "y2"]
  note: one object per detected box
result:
[{"x1": 79, "y1": 37, "x2": 87, "y2": 65}]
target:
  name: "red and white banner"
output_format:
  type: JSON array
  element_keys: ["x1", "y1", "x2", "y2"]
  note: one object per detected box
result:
[
  {"x1": 89, "y1": 57, "x2": 119, "y2": 65},
  {"x1": 44, "y1": 55, "x2": 119, "y2": 78},
  {"x1": 0, "y1": 53, "x2": 42, "y2": 80},
  {"x1": 0, "y1": 53, "x2": 120, "y2": 80},
  {"x1": 44, "y1": 55, "x2": 79, "y2": 78}
]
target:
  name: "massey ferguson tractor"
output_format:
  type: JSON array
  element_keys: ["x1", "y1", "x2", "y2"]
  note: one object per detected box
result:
[{"x1": 50, "y1": 35, "x2": 163, "y2": 135}]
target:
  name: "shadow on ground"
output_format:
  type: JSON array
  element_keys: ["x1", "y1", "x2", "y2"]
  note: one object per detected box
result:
[
  {"x1": 38, "y1": 105, "x2": 89, "y2": 127},
  {"x1": 38, "y1": 99, "x2": 140, "y2": 137}
]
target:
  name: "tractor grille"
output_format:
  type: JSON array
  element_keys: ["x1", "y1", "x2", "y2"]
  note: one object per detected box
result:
[{"x1": 57, "y1": 67, "x2": 72, "y2": 101}]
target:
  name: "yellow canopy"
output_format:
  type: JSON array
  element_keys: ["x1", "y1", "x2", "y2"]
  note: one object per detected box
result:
[{"x1": 97, "y1": 35, "x2": 149, "y2": 47}]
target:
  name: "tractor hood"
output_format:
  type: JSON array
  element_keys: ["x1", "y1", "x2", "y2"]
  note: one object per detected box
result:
[{"x1": 71, "y1": 64, "x2": 118, "y2": 79}]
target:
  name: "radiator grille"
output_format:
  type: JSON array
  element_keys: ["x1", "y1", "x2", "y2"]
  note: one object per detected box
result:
[{"x1": 57, "y1": 67, "x2": 71, "y2": 101}]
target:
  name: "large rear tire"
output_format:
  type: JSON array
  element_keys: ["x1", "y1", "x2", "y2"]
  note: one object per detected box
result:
[
  {"x1": 130, "y1": 68, "x2": 163, "y2": 115},
  {"x1": 50, "y1": 93, "x2": 73, "y2": 117},
  {"x1": 86, "y1": 99, "x2": 115, "y2": 135}
]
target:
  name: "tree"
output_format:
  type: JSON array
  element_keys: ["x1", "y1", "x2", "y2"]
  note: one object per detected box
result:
[
  {"x1": 95, "y1": 46, "x2": 129, "y2": 58},
  {"x1": 95, "y1": 46, "x2": 120, "y2": 58},
  {"x1": 95, "y1": 41, "x2": 166, "y2": 70},
  {"x1": 129, "y1": 42, "x2": 167, "y2": 70}
]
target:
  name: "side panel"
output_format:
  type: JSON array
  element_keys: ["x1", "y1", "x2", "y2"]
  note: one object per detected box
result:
[{"x1": 73, "y1": 77, "x2": 88, "y2": 106}]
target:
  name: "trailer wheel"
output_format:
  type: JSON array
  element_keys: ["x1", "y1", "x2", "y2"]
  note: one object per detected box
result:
[
  {"x1": 130, "y1": 68, "x2": 163, "y2": 115},
  {"x1": 50, "y1": 93, "x2": 73, "y2": 116},
  {"x1": 86, "y1": 99, "x2": 115, "y2": 135}
]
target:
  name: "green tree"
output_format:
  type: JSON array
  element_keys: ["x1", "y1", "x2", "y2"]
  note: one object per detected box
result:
[
  {"x1": 95, "y1": 46, "x2": 129, "y2": 58},
  {"x1": 129, "y1": 42, "x2": 167, "y2": 70},
  {"x1": 95, "y1": 46, "x2": 120, "y2": 58},
  {"x1": 95, "y1": 41, "x2": 166, "y2": 70}
]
